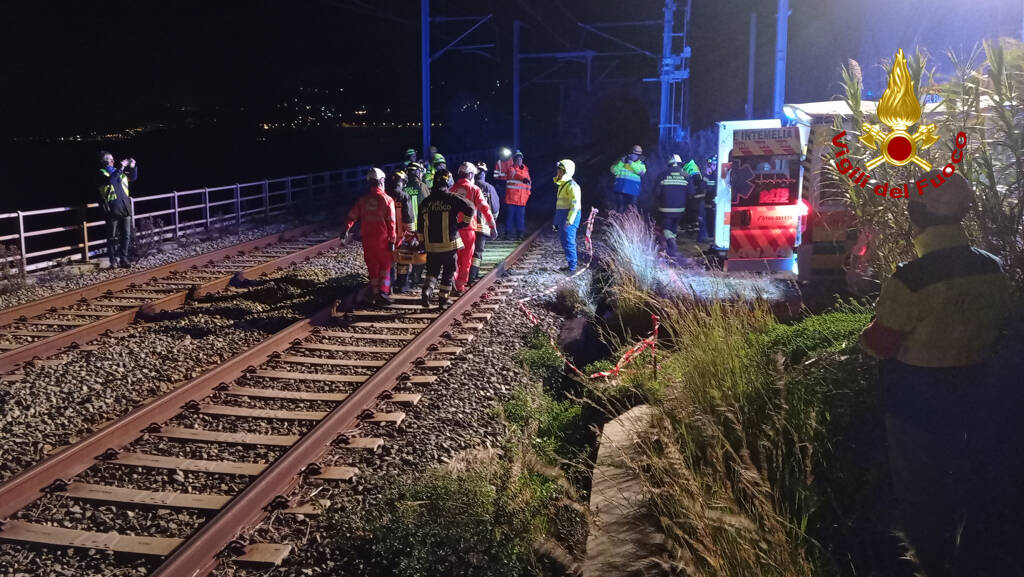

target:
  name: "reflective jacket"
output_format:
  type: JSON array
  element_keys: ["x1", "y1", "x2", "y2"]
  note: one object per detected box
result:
[
  {"x1": 451, "y1": 178, "x2": 497, "y2": 235},
  {"x1": 418, "y1": 190, "x2": 474, "y2": 252},
  {"x1": 345, "y1": 187, "x2": 396, "y2": 245},
  {"x1": 495, "y1": 160, "x2": 531, "y2": 206},
  {"x1": 554, "y1": 159, "x2": 582, "y2": 225},
  {"x1": 404, "y1": 179, "x2": 430, "y2": 230},
  {"x1": 98, "y1": 165, "x2": 137, "y2": 217},
  {"x1": 654, "y1": 168, "x2": 691, "y2": 213},
  {"x1": 860, "y1": 224, "x2": 1011, "y2": 367},
  {"x1": 610, "y1": 159, "x2": 646, "y2": 196}
]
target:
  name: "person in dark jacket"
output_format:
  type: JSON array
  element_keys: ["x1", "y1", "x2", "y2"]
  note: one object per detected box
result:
[
  {"x1": 404, "y1": 162, "x2": 431, "y2": 288},
  {"x1": 470, "y1": 162, "x2": 500, "y2": 283},
  {"x1": 97, "y1": 151, "x2": 138, "y2": 268},
  {"x1": 386, "y1": 170, "x2": 416, "y2": 292},
  {"x1": 418, "y1": 169, "x2": 474, "y2": 309},
  {"x1": 654, "y1": 154, "x2": 690, "y2": 259},
  {"x1": 681, "y1": 159, "x2": 709, "y2": 244}
]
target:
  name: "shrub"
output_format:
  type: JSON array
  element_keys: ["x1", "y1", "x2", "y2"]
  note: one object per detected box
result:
[
  {"x1": 503, "y1": 386, "x2": 583, "y2": 465},
  {"x1": 519, "y1": 326, "x2": 565, "y2": 387},
  {"x1": 323, "y1": 457, "x2": 559, "y2": 577}
]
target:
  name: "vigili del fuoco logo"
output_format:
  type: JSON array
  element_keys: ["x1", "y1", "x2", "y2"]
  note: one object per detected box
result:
[{"x1": 830, "y1": 49, "x2": 968, "y2": 198}]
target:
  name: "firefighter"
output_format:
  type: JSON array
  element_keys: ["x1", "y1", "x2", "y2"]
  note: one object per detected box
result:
[
  {"x1": 470, "y1": 162, "x2": 500, "y2": 283},
  {"x1": 682, "y1": 159, "x2": 709, "y2": 244},
  {"x1": 859, "y1": 171, "x2": 1015, "y2": 576},
  {"x1": 703, "y1": 155, "x2": 718, "y2": 245},
  {"x1": 386, "y1": 170, "x2": 416, "y2": 293},
  {"x1": 554, "y1": 159, "x2": 582, "y2": 273},
  {"x1": 610, "y1": 145, "x2": 646, "y2": 213},
  {"x1": 425, "y1": 152, "x2": 446, "y2": 188},
  {"x1": 418, "y1": 169, "x2": 474, "y2": 309},
  {"x1": 450, "y1": 162, "x2": 497, "y2": 293},
  {"x1": 404, "y1": 162, "x2": 431, "y2": 287},
  {"x1": 403, "y1": 148, "x2": 418, "y2": 168},
  {"x1": 654, "y1": 154, "x2": 690, "y2": 259},
  {"x1": 494, "y1": 150, "x2": 531, "y2": 240},
  {"x1": 342, "y1": 168, "x2": 397, "y2": 306}
]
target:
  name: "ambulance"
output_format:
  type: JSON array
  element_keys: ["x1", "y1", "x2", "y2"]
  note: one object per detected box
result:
[{"x1": 714, "y1": 101, "x2": 878, "y2": 283}]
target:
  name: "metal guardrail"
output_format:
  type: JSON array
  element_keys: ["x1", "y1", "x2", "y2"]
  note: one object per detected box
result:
[{"x1": 0, "y1": 149, "x2": 489, "y2": 272}]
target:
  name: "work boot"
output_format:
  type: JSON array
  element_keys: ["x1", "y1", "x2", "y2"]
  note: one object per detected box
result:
[
  {"x1": 438, "y1": 296, "x2": 449, "y2": 309},
  {"x1": 468, "y1": 266, "x2": 480, "y2": 284},
  {"x1": 374, "y1": 292, "x2": 393, "y2": 306}
]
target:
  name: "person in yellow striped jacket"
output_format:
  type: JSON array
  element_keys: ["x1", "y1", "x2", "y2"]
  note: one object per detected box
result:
[
  {"x1": 609, "y1": 144, "x2": 646, "y2": 212},
  {"x1": 554, "y1": 159, "x2": 581, "y2": 273}
]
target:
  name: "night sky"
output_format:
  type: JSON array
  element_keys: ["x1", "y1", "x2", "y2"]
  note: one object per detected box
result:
[{"x1": 1, "y1": 1, "x2": 1018, "y2": 144}]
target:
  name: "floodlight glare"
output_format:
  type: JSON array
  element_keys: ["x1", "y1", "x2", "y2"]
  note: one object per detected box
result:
[{"x1": 500, "y1": 147, "x2": 512, "y2": 158}]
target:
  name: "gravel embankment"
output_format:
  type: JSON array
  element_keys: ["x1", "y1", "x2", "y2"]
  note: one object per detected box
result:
[
  {"x1": 0, "y1": 232, "x2": 581, "y2": 577},
  {"x1": 212, "y1": 233, "x2": 583, "y2": 577},
  {"x1": 0, "y1": 218, "x2": 331, "y2": 312}
]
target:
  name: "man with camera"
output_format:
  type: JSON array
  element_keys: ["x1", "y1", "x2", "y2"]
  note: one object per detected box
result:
[
  {"x1": 97, "y1": 151, "x2": 138, "y2": 268},
  {"x1": 610, "y1": 145, "x2": 647, "y2": 213}
]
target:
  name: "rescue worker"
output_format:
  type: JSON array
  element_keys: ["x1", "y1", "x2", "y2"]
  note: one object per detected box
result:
[
  {"x1": 494, "y1": 150, "x2": 531, "y2": 240},
  {"x1": 682, "y1": 159, "x2": 709, "y2": 244},
  {"x1": 342, "y1": 168, "x2": 397, "y2": 306},
  {"x1": 554, "y1": 159, "x2": 582, "y2": 273},
  {"x1": 425, "y1": 152, "x2": 446, "y2": 188},
  {"x1": 97, "y1": 151, "x2": 138, "y2": 268},
  {"x1": 386, "y1": 170, "x2": 416, "y2": 293},
  {"x1": 703, "y1": 156, "x2": 718, "y2": 245},
  {"x1": 403, "y1": 148, "x2": 418, "y2": 168},
  {"x1": 450, "y1": 162, "x2": 497, "y2": 294},
  {"x1": 470, "y1": 162, "x2": 500, "y2": 283},
  {"x1": 654, "y1": 154, "x2": 690, "y2": 259},
  {"x1": 610, "y1": 145, "x2": 646, "y2": 213},
  {"x1": 859, "y1": 171, "x2": 1015, "y2": 577},
  {"x1": 418, "y1": 169, "x2": 474, "y2": 309},
  {"x1": 404, "y1": 162, "x2": 431, "y2": 287}
]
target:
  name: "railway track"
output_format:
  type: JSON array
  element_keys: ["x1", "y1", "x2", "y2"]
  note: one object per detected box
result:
[
  {"x1": 0, "y1": 230, "x2": 541, "y2": 576},
  {"x1": 0, "y1": 224, "x2": 342, "y2": 373}
]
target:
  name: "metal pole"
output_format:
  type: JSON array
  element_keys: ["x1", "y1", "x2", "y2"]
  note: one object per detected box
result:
[
  {"x1": 513, "y1": 19, "x2": 520, "y2": 152},
  {"x1": 81, "y1": 206, "x2": 90, "y2": 262},
  {"x1": 773, "y1": 0, "x2": 789, "y2": 119},
  {"x1": 747, "y1": 12, "x2": 757, "y2": 119},
  {"x1": 172, "y1": 191, "x2": 179, "y2": 238},
  {"x1": 263, "y1": 180, "x2": 270, "y2": 217},
  {"x1": 421, "y1": 0, "x2": 431, "y2": 161},
  {"x1": 15, "y1": 211, "x2": 27, "y2": 273},
  {"x1": 203, "y1": 187, "x2": 211, "y2": 229},
  {"x1": 659, "y1": 0, "x2": 676, "y2": 146},
  {"x1": 234, "y1": 184, "x2": 241, "y2": 226}
]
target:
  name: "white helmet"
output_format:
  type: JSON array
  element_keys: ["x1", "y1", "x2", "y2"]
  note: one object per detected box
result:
[
  {"x1": 668, "y1": 154, "x2": 682, "y2": 166},
  {"x1": 366, "y1": 167, "x2": 386, "y2": 182},
  {"x1": 458, "y1": 161, "x2": 478, "y2": 177}
]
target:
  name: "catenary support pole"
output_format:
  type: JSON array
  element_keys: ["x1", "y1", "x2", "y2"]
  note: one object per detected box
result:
[
  {"x1": 747, "y1": 12, "x2": 756, "y2": 119},
  {"x1": 421, "y1": 0, "x2": 431, "y2": 160},
  {"x1": 659, "y1": 0, "x2": 675, "y2": 145},
  {"x1": 513, "y1": 19, "x2": 520, "y2": 152},
  {"x1": 772, "y1": 0, "x2": 789, "y2": 119}
]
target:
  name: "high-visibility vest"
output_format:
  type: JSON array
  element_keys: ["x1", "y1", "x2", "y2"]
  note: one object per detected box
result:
[
  {"x1": 99, "y1": 167, "x2": 131, "y2": 203},
  {"x1": 496, "y1": 160, "x2": 531, "y2": 206}
]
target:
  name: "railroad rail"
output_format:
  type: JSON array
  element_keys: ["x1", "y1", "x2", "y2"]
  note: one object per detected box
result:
[
  {"x1": 0, "y1": 229, "x2": 542, "y2": 576},
  {"x1": 0, "y1": 224, "x2": 342, "y2": 373}
]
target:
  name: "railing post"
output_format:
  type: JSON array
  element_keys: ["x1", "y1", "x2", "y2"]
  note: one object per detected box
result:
[
  {"x1": 234, "y1": 183, "x2": 241, "y2": 226},
  {"x1": 263, "y1": 180, "x2": 270, "y2": 217},
  {"x1": 80, "y1": 205, "x2": 90, "y2": 262},
  {"x1": 15, "y1": 211, "x2": 27, "y2": 273},
  {"x1": 203, "y1": 187, "x2": 211, "y2": 229},
  {"x1": 172, "y1": 191, "x2": 180, "y2": 238},
  {"x1": 285, "y1": 178, "x2": 293, "y2": 211}
]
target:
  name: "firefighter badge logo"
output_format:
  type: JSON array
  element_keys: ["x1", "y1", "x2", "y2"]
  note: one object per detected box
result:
[{"x1": 859, "y1": 49, "x2": 939, "y2": 170}]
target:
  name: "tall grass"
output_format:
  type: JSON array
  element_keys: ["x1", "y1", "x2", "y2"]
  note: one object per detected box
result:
[
  {"x1": 589, "y1": 274, "x2": 879, "y2": 575},
  {"x1": 835, "y1": 40, "x2": 1024, "y2": 290}
]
